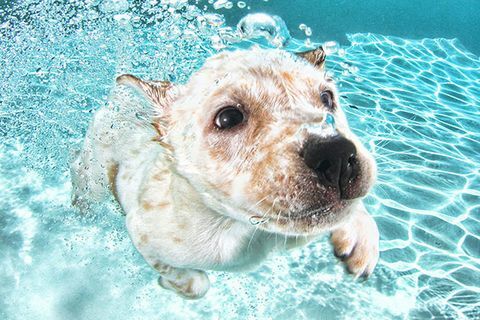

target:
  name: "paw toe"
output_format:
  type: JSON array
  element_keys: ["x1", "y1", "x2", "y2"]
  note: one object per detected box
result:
[
  {"x1": 331, "y1": 231, "x2": 356, "y2": 258},
  {"x1": 158, "y1": 272, "x2": 210, "y2": 300},
  {"x1": 344, "y1": 244, "x2": 379, "y2": 279},
  {"x1": 331, "y1": 231, "x2": 379, "y2": 279}
]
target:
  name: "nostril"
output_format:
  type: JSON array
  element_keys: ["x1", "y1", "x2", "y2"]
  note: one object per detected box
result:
[
  {"x1": 316, "y1": 160, "x2": 336, "y2": 184},
  {"x1": 347, "y1": 155, "x2": 357, "y2": 179},
  {"x1": 316, "y1": 160, "x2": 331, "y2": 173},
  {"x1": 348, "y1": 155, "x2": 356, "y2": 167}
]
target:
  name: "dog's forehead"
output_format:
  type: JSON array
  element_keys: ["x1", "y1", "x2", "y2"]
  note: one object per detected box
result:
[
  {"x1": 181, "y1": 48, "x2": 331, "y2": 118},
  {"x1": 198, "y1": 48, "x2": 323, "y2": 82}
]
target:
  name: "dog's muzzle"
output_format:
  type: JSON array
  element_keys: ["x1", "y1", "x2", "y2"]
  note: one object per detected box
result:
[{"x1": 301, "y1": 134, "x2": 359, "y2": 199}]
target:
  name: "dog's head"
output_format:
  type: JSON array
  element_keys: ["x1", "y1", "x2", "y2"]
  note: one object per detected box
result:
[{"x1": 118, "y1": 47, "x2": 376, "y2": 235}]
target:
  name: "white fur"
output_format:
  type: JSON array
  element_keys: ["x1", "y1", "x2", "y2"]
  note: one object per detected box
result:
[{"x1": 71, "y1": 47, "x2": 380, "y2": 299}]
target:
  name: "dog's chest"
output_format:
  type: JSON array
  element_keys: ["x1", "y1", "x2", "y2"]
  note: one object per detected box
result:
[
  {"x1": 113, "y1": 146, "x2": 275, "y2": 272},
  {"x1": 126, "y1": 188, "x2": 275, "y2": 271},
  {"x1": 203, "y1": 221, "x2": 275, "y2": 271}
]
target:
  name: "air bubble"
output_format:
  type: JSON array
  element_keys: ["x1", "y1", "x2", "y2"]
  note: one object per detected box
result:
[
  {"x1": 249, "y1": 216, "x2": 269, "y2": 225},
  {"x1": 203, "y1": 13, "x2": 225, "y2": 27},
  {"x1": 349, "y1": 65, "x2": 359, "y2": 74},
  {"x1": 218, "y1": 26, "x2": 240, "y2": 43},
  {"x1": 210, "y1": 35, "x2": 226, "y2": 50},
  {"x1": 161, "y1": 0, "x2": 189, "y2": 10},
  {"x1": 323, "y1": 41, "x2": 339, "y2": 54},
  {"x1": 113, "y1": 13, "x2": 131, "y2": 26},
  {"x1": 305, "y1": 27, "x2": 312, "y2": 37},
  {"x1": 213, "y1": 0, "x2": 232, "y2": 10},
  {"x1": 183, "y1": 29, "x2": 197, "y2": 39},
  {"x1": 237, "y1": 13, "x2": 291, "y2": 48},
  {"x1": 99, "y1": 0, "x2": 129, "y2": 13},
  {"x1": 297, "y1": 112, "x2": 337, "y2": 138},
  {"x1": 0, "y1": 21, "x2": 10, "y2": 29},
  {"x1": 237, "y1": 1, "x2": 246, "y2": 8},
  {"x1": 183, "y1": 5, "x2": 200, "y2": 20}
]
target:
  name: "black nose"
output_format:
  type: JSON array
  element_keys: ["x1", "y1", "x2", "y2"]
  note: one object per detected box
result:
[{"x1": 301, "y1": 135, "x2": 358, "y2": 195}]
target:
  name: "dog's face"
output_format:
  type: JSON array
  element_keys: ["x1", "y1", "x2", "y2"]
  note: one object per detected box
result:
[{"x1": 124, "y1": 47, "x2": 376, "y2": 235}]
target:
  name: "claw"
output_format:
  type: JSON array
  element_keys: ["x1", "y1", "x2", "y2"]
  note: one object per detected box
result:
[
  {"x1": 334, "y1": 250, "x2": 349, "y2": 260},
  {"x1": 358, "y1": 270, "x2": 370, "y2": 281}
]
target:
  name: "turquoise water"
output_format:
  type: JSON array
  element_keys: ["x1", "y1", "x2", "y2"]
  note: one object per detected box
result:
[{"x1": 1, "y1": 0, "x2": 479, "y2": 319}]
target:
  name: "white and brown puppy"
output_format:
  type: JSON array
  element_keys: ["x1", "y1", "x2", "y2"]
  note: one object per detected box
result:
[{"x1": 71, "y1": 46, "x2": 379, "y2": 299}]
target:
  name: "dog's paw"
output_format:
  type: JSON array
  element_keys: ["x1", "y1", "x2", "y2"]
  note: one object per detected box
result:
[
  {"x1": 330, "y1": 211, "x2": 379, "y2": 279},
  {"x1": 158, "y1": 269, "x2": 210, "y2": 299}
]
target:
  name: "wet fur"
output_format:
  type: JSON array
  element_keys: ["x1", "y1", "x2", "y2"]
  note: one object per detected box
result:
[{"x1": 71, "y1": 47, "x2": 379, "y2": 299}]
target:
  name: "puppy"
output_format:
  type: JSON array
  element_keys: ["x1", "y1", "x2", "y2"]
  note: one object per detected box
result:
[{"x1": 71, "y1": 46, "x2": 379, "y2": 299}]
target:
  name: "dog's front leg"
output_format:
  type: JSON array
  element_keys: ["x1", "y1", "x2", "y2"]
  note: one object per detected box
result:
[
  {"x1": 127, "y1": 206, "x2": 211, "y2": 299},
  {"x1": 330, "y1": 202, "x2": 379, "y2": 278},
  {"x1": 152, "y1": 261, "x2": 210, "y2": 299}
]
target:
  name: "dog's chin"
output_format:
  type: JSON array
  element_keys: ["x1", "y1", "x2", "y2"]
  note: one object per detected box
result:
[
  {"x1": 244, "y1": 176, "x2": 373, "y2": 236},
  {"x1": 250, "y1": 199, "x2": 356, "y2": 236}
]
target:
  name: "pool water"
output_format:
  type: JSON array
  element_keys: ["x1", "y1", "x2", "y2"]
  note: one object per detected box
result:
[{"x1": 1, "y1": 0, "x2": 479, "y2": 319}]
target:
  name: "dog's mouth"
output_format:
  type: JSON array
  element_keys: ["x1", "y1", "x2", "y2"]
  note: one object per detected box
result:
[{"x1": 248, "y1": 200, "x2": 352, "y2": 234}]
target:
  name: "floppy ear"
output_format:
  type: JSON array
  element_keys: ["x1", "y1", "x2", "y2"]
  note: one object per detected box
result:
[
  {"x1": 116, "y1": 74, "x2": 176, "y2": 138},
  {"x1": 116, "y1": 74, "x2": 175, "y2": 111},
  {"x1": 296, "y1": 46, "x2": 326, "y2": 69}
]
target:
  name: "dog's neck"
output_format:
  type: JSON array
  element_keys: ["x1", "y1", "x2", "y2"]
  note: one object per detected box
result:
[
  {"x1": 168, "y1": 163, "x2": 246, "y2": 223},
  {"x1": 161, "y1": 165, "x2": 281, "y2": 271}
]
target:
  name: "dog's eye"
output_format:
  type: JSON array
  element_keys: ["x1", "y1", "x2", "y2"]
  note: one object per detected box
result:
[
  {"x1": 320, "y1": 91, "x2": 334, "y2": 110},
  {"x1": 215, "y1": 106, "x2": 245, "y2": 129}
]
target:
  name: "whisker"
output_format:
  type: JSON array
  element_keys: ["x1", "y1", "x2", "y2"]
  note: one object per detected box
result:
[{"x1": 247, "y1": 196, "x2": 276, "y2": 251}]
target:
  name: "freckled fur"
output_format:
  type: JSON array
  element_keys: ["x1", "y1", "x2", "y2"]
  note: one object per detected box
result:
[{"x1": 71, "y1": 47, "x2": 379, "y2": 299}]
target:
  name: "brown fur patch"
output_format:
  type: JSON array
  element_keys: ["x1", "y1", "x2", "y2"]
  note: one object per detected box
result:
[
  {"x1": 172, "y1": 236, "x2": 183, "y2": 244},
  {"x1": 297, "y1": 46, "x2": 326, "y2": 69},
  {"x1": 331, "y1": 230, "x2": 351, "y2": 254},
  {"x1": 142, "y1": 201, "x2": 154, "y2": 211},
  {"x1": 183, "y1": 278, "x2": 194, "y2": 295},
  {"x1": 281, "y1": 71, "x2": 294, "y2": 83},
  {"x1": 155, "y1": 201, "x2": 170, "y2": 209},
  {"x1": 162, "y1": 278, "x2": 197, "y2": 298},
  {"x1": 140, "y1": 234, "x2": 149, "y2": 245},
  {"x1": 152, "y1": 170, "x2": 169, "y2": 181},
  {"x1": 349, "y1": 255, "x2": 368, "y2": 271},
  {"x1": 155, "y1": 138, "x2": 174, "y2": 153},
  {"x1": 153, "y1": 262, "x2": 171, "y2": 274},
  {"x1": 177, "y1": 222, "x2": 188, "y2": 230},
  {"x1": 107, "y1": 162, "x2": 120, "y2": 203},
  {"x1": 141, "y1": 200, "x2": 170, "y2": 211}
]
